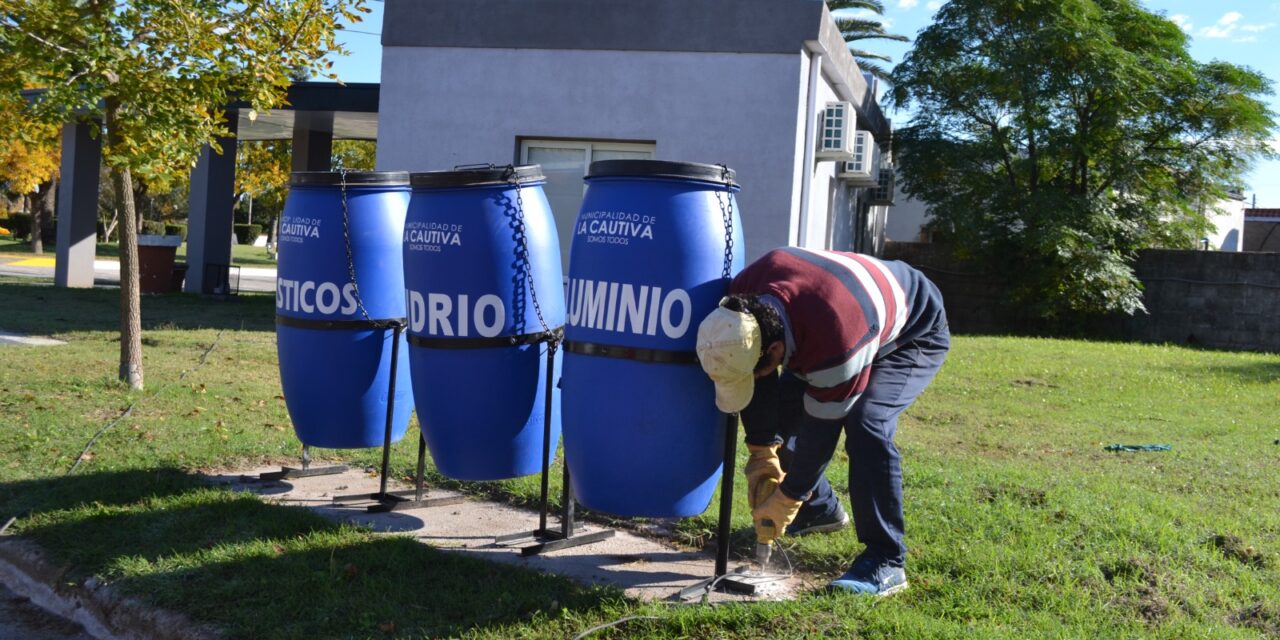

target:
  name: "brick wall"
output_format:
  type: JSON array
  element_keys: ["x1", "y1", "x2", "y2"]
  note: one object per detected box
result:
[{"x1": 884, "y1": 242, "x2": 1280, "y2": 353}]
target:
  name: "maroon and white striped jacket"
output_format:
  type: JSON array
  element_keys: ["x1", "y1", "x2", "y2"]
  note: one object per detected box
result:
[{"x1": 729, "y1": 247, "x2": 943, "y2": 420}]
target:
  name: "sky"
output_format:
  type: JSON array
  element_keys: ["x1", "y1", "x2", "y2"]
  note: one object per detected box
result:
[{"x1": 324, "y1": 0, "x2": 1280, "y2": 207}]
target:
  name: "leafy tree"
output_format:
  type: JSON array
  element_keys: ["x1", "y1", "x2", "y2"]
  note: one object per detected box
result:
[
  {"x1": 0, "y1": 92, "x2": 59, "y2": 253},
  {"x1": 890, "y1": 0, "x2": 1276, "y2": 319},
  {"x1": 826, "y1": 0, "x2": 910, "y2": 81},
  {"x1": 235, "y1": 140, "x2": 291, "y2": 237},
  {"x1": 0, "y1": 0, "x2": 366, "y2": 388},
  {"x1": 332, "y1": 139, "x2": 376, "y2": 171}
]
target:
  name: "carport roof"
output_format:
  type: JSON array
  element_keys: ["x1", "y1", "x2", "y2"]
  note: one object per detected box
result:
[
  {"x1": 233, "y1": 82, "x2": 380, "y2": 141},
  {"x1": 21, "y1": 81, "x2": 381, "y2": 142}
]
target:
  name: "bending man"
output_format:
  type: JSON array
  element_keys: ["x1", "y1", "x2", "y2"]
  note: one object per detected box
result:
[{"x1": 696, "y1": 247, "x2": 949, "y2": 595}]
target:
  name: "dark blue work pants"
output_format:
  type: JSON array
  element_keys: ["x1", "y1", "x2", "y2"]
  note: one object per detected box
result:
[{"x1": 744, "y1": 315, "x2": 950, "y2": 567}]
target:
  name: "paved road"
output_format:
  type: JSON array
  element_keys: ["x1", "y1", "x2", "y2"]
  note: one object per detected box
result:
[
  {"x1": 0, "y1": 582, "x2": 93, "y2": 640},
  {"x1": 0, "y1": 254, "x2": 276, "y2": 294}
]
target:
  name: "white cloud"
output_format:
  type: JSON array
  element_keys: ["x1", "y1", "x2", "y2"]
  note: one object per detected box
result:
[
  {"x1": 840, "y1": 8, "x2": 894, "y2": 27},
  {"x1": 1233, "y1": 35, "x2": 1259, "y2": 42},
  {"x1": 1240, "y1": 22, "x2": 1276, "y2": 32},
  {"x1": 898, "y1": 0, "x2": 919, "y2": 8},
  {"x1": 1200, "y1": 11, "x2": 1244, "y2": 38},
  {"x1": 1169, "y1": 14, "x2": 1193, "y2": 33},
  {"x1": 926, "y1": 0, "x2": 943, "y2": 9}
]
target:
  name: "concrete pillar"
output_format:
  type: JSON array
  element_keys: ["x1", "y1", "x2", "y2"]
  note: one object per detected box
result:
[
  {"x1": 54, "y1": 122, "x2": 102, "y2": 288},
  {"x1": 184, "y1": 115, "x2": 239, "y2": 294},
  {"x1": 292, "y1": 112, "x2": 334, "y2": 172}
]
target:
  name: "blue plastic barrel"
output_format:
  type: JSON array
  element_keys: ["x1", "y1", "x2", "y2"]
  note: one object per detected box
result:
[
  {"x1": 405, "y1": 165, "x2": 566, "y2": 481},
  {"x1": 562, "y1": 160, "x2": 744, "y2": 517},
  {"x1": 276, "y1": 171, "x2": 414, "y2": 449}
]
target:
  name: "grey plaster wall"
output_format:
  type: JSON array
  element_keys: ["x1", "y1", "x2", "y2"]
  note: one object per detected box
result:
[
  {"x1": 384, "y1": 0, "x2": 823, "y2": 55},
  {"x1": 1131, "y1": 249, "x2": 1280, "y2": 352},
  {"x1": 381, "y1": 0, "x2": 887, "y2": 139},
  {"x1": 884, "y1": 242, "x2": 1280, "y2": 353},
  {"x1": 377, "y1": 46, "x2": 806, "y2": 263}
]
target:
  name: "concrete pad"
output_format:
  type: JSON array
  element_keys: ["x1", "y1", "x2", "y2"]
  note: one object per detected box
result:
[
  {"x1": 0, "y1": 331, "x2": 65, "y2": 347},
  {"x1": 208, "y1": 467, "x2": 809, "y2": 603}
]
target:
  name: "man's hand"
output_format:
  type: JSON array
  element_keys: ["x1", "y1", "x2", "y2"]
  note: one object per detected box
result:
[
  {"x1": 744, "y1": 443, "x2": 784, "y2": 509},
  {"x1": 752, "y1": 487, "x2": 803, "y2": 545}
]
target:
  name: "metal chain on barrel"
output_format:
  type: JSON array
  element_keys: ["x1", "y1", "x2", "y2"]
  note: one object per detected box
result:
[
  {"x1": 339, "y1": 168, "x2": 387, "y2": 327},
  {"x1": 504, "y1": 166, "x2": 556, "y2": 346},
  {"x1": 714, "y1": 164, "x2": 735, "y2": 279}
]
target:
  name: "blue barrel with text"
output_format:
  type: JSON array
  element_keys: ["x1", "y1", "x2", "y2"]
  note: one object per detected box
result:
[
  {"x1": 276, "y1": 171, "x2": 414, "y2": 449},
  {"x1": 562, "y1": 160, "x2": 744, "y2": 517},
  {"x1": 405, "y1": 165, "x2": 566, "y2": 481}
]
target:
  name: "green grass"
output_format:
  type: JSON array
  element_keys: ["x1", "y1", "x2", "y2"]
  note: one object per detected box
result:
[
  {"x1": 1, "y1": 277, "x2": 1279, "y2": 638},
  {"x1": 0, "y1": 238, "x2": 277, "y2": 267}
]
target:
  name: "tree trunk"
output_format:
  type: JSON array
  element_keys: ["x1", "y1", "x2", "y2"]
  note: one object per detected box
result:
[
  {"x1": 29, "y1": 183, "x2": 47, "y2": 255},
  {"x1": 104, "y1": 209, "x2": 118, "y2": 242},
  {"x1": 36, "y1": 180, "x2": 56, "y2": 253},
  {"x1": 107, "y1": 100, "x2": 144, "y2": 390}
]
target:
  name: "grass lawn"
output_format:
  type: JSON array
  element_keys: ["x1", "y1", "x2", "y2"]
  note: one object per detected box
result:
[
  {"x1": 1, "y1": 278, "x2": 1278, "y2": 638},
  {"x1": 0, "y1": 238, "x2": 277, "y2": 267}
]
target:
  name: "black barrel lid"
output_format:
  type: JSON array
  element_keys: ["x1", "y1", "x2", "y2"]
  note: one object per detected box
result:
[
  {"x1": 410, "y1": 164, "x2": 545, "y2": 189},
  {"x1": 290, "y1": 171, "x2": 409, "y2": 187},
  {"x1": 586, "y1": 160, "x2": 737, "y2": 187}
]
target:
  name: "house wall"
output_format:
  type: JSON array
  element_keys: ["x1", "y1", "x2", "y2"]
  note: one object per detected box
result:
[
  {"x1": 377, "y1": 46, "x2": 806, "y2": 264},
  {"x1": 885, "y1": 185, "x2": 929, "y2": 243},
  {"x1": 1244, "y1": 220, "x2": 1280, "y2": 251},
  {"x1": 1207, "y1": 198, "x2": 1246, "y2": 251},
  {"x1": 1244, "y1": 210, "x2": 1280, "y2": 252}
]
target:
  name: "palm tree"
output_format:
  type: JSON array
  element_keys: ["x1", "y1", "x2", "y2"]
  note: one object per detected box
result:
[{"x1": 826, "y1": 0, "x2": 909, "y2": 81}]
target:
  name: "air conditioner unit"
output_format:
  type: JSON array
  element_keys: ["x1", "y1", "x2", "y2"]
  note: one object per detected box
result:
[
  {"x1": 838, "y1": 131, "x2": 880, "y2": 187},
  {"x1": 816, "y1": 101, "x2": 857, "y2": 160},
  {"x1": 869, "y1": 166, "x2": 896, "y2": 205}
]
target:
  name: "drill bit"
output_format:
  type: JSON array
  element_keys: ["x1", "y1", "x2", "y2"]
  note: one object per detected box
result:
[{"x1": 755, "y1": 541, "x2": 772, "y2": 569}]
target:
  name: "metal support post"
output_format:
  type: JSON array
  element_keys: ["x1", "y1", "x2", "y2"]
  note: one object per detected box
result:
[
  {"x1": 677, "y1": 413, "x2": 758, "y2": 598},
  {"x1": 494, "y1": 340, "x2": 614, "y2": 556},
  {"x1": 332, "y1": 324, "x2": 463, "y2": 512},
  {"x1": 258, "y1": 444, "x2": 348, "y2": 482}
]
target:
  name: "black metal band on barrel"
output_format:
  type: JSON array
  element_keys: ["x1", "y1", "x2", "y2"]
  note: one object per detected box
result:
[
  {"x1": 407, "y1": 327, "x2": 564, "y2": 350},
  {"x1": 562, "y1": 340, "x2": 700, "y2": 365},
  {"x1": 275, "y1": 315, "x2": 407, "y2": 331}
]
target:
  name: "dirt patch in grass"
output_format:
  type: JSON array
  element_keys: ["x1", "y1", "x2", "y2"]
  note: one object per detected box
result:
[
  {"x1": 975, "y1": 483, "x2": 1047, "y2": 507},
  {"x1": 1210, "y1": 534, "x2": 1269, "y2": 568},
  {"x1": 1011, "y1": 378, "x2": 1059, "y2": 388},
  {"x1": 1101, "y1": 558, "x2": 1177, "y2": 624},
  {"x1": 1230, "y1": 602, "x2": 1280, "y2": 636}
]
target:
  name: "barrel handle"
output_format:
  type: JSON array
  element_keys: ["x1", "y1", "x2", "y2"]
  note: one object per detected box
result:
[{"x1": 452, "y1": 163, "x2": 498, "y2": 171}]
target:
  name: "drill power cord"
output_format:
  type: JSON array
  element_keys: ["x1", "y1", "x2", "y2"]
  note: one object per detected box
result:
[{"x1": 574, "y1": 542, "x2": 798, "y2": 638}]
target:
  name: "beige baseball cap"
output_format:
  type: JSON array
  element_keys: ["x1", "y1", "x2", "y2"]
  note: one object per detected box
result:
[{"x1": 696, "y1": 301, "x2": 762, "y2": 413}]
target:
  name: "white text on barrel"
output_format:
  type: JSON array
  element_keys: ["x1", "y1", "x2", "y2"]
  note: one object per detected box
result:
[
  {"x1": 406, "y1": 290, "x2": 505, "y2": 337},
  {"x1": 566, "y1": 278, "x2": 691, "y2": 338},
  {"x1": 276, "y1": 278, "x2": 358, "y2": 315}
]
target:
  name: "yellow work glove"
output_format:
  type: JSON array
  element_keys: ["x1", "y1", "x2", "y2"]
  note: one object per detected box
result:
[
  {"x1": 752, "y1": 486, "x2": 803, "y2": 546},
  {"x1": 744, "y1": 443, "x2": 784, "y2": 509}
]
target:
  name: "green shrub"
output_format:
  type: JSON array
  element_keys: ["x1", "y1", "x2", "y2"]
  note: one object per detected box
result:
[
  {"x1": 6, "y1": 214, "x2": 33, "y2": 240},
  {"x1": 233, "y1": 223, "x2": 263, "y2": 245},
  {"x1": 141, "y1": 220, "x2": 167, "y2": 236},
  {"x1": 39, "y1": 219, "x2": 56, "y2": 246},
  {"x1": 164, "y1": 223, "x2": 188, "y2": 241}
]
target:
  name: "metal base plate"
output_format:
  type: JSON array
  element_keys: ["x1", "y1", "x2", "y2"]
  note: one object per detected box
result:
[
  {"x1": 677, "y1": 574, "x2": 760, "y2": 600},
  {"x1": 332, "y1": 490, "x2": 466, "y2": 513},
  {"x1": 495, "y1": 528, "x2": 616, "y2": 557},
  {"x1": 258, "y1": 464, "x2": 349, "y2": 482}
]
